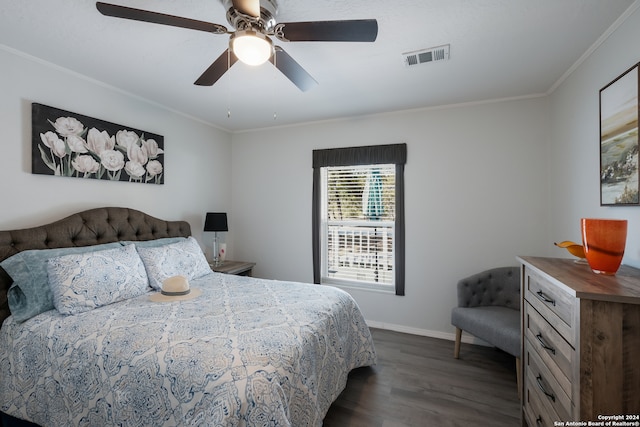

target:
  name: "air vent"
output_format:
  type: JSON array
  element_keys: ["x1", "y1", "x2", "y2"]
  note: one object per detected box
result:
[{"x1": 403, "y1": 44, "x2": 450, "y2": 68}]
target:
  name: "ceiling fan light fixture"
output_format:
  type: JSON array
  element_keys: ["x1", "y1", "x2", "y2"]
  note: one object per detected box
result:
[{"x1": 231, "y1": 30, "x2": 274, "y2": 66}]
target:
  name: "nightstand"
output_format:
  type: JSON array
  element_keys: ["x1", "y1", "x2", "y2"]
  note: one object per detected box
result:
[{"x1": 210, "y1": 260, "x2": 255, "y2": 276}]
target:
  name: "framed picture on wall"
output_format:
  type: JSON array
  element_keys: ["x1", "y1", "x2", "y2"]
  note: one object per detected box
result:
[
  {"x1": 599, "y1": 62, "x2": 639, "y2": 205},
  {"x1": 32, "y1": 103, "x2": 165, "y2": 184}
]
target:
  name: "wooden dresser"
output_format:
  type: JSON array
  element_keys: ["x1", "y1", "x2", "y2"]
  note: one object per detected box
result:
[{"x1": 517, "y1": 256, "x2": 640, "y2": 427}]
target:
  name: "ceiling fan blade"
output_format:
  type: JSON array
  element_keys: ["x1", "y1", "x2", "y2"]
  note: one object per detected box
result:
[
  {"x1": 194, "y1": 49, "x2": 239, "y2": 86},
  {"x1": 96, "y1": 2, "x2": 228, "y2": 34},
  {"x1": 271, "y1": 47, "x2": 318, "y2": 92},
  {"x1": 275, "y1": 19, "x2": 378, "y2": 42},
  {"x1": 231, "y1": 0, "x2": 260, "y2": 18}
]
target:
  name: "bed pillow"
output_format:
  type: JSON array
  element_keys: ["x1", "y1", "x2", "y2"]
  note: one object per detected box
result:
[
  {"x1": 47, "y1": 244, "x2": 149, "y2": 315},
  {"x1": 2, "y1": 242, "x2": 122, "y2": 322},
  {"x1": 119, "y1": 236, "x2": 186, "y2": 248},
  {"x1": 136, "y1": 236, "x2": 211, "y2": 290}
]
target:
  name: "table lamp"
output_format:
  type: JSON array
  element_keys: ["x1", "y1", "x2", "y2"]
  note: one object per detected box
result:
[{"x1": 204, "y1": 212, "x2": 228, "y2": 266}]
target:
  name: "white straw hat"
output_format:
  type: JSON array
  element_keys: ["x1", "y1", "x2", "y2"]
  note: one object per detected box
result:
[{"x1": 149, "y1": 275, "x2": 202, "y2": 302}]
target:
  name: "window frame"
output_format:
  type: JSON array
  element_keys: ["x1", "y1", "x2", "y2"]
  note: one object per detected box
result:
[{"x1": 312, "y1": 143, "x2": 407, "y2": 296}]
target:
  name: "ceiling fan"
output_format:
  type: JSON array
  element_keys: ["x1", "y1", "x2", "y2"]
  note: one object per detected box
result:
[{"x1": 96, "y1": 0, "x2": 378, "y2": 92}]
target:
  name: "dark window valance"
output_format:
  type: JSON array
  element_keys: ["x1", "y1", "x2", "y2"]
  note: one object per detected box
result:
[{"x1": 312, "y1": 143, "x2": 407, "y2": 168}]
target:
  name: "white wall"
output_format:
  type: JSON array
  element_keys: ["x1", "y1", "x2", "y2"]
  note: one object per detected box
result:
[
  {"x1": 548, "y1": 4, "x2": 640, "y2": 268},
  {"x1": 230, "y1": 3, "x2": 640, "y2": 340},
  {"x1": 231, "y1": 97, "x2": 551, "y2": 338},
  {"x1": 0, "y1": 47, "x2": 232, "y2": 254}
]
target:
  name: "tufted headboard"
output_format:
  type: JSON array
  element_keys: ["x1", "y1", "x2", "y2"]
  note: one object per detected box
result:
[{"x1": 0, "y1": 207, "x2": 192, "y2": 326}]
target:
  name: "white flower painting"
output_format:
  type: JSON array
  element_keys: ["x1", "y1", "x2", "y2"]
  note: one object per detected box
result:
[{"x1": 32, "y1": 103, "x2": 164, "y2": 184}]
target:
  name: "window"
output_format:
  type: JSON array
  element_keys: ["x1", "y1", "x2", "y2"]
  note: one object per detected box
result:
[
  {"x1": 322, "y1": 165, "x2": 395, "y2": 288},
  {"x1": 312, "y1": 144, "x2": 406, "y2": 295}
]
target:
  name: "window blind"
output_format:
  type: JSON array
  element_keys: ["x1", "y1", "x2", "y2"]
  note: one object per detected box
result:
[{"x1": 323, "y1": 165, "x2": 395, "y2": 286}]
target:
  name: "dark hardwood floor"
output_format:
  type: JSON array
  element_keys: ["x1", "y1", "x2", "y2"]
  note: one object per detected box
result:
[{"x1": 323, "y1": 328, "x2": 521, "y2": 427}]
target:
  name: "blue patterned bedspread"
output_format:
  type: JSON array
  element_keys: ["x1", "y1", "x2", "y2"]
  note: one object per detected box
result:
[{"x1": 0, "y1": 273, "x2": 376, "y2": 426}]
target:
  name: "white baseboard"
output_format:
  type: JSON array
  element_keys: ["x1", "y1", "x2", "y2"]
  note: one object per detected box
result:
[{"x1": 365, "y1": 320, "x2": 490, "y2": 347}]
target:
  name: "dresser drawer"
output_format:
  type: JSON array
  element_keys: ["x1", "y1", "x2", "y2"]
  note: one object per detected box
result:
[
  {"x1": 523, "y1": 268, "x2": 576, "y2": 346},
  {"x1": 525, "y1": 336, "x2": 573, "y2": 421},
  {"x1": 523, "y1": 302, "x2": 573, "y2": 398},
  {"x1": 524, "y1": 374, "x2": 562, "y2": 427}
]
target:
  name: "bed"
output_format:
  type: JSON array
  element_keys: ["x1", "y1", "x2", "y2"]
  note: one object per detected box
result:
[{"x1": 0, "y1": 207, "x2": 376, "y2": 427}]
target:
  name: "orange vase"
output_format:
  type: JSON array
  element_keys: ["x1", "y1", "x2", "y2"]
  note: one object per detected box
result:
[{"x1": 581, "y1": 218, "x2": 627, "y2": 275}]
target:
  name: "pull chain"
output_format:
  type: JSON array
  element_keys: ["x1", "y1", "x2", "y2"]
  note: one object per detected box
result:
[{"x1": 272, "y1": 63, "x2": 277, "y2": 121}]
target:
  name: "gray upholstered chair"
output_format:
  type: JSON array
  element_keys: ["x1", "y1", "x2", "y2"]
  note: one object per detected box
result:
[{"x1": 450, "y1": 266, "x2": 521, "y2": 394}]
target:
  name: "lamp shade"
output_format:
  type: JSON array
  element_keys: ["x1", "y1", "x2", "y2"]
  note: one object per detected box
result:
[
  {"x1": 204, "y1": 212, "x2": 228, "y2": 232},
  {"x1": 230, "y1": 30, "x2": 273, "y2": 66}
]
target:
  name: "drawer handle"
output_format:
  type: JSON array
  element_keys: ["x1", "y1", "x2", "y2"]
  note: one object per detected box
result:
[
  {"x1": 536, "y1": 375, "x2": 556, "y2": 402},
  {"x1": 535, "y1": 333, "x2": 556, "y2": 355},
  {"x1": 536, "y1": 290, "x2": 556, "y2": 306}
]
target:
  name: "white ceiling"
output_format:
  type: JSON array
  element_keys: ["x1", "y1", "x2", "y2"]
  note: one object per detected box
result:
[{"x1": 0, "y1": 0, "x2": 636, "y2": 132}]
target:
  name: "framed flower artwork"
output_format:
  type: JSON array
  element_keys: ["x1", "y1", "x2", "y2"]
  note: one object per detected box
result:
[
  {"x1": 31, "y1": 103, "x2": 164, "y2": 184},
  {"x1": 599, "y1": 62, "x2": 639, "y2": 205}
]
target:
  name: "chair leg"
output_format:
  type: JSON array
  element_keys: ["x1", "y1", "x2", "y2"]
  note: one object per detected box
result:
[
  {"x1": 454, "y1": 327, "x2": 462, "y2": 358},
  {"x1": 516, "y1": 356, "x2": 522, "y2": 400}
]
